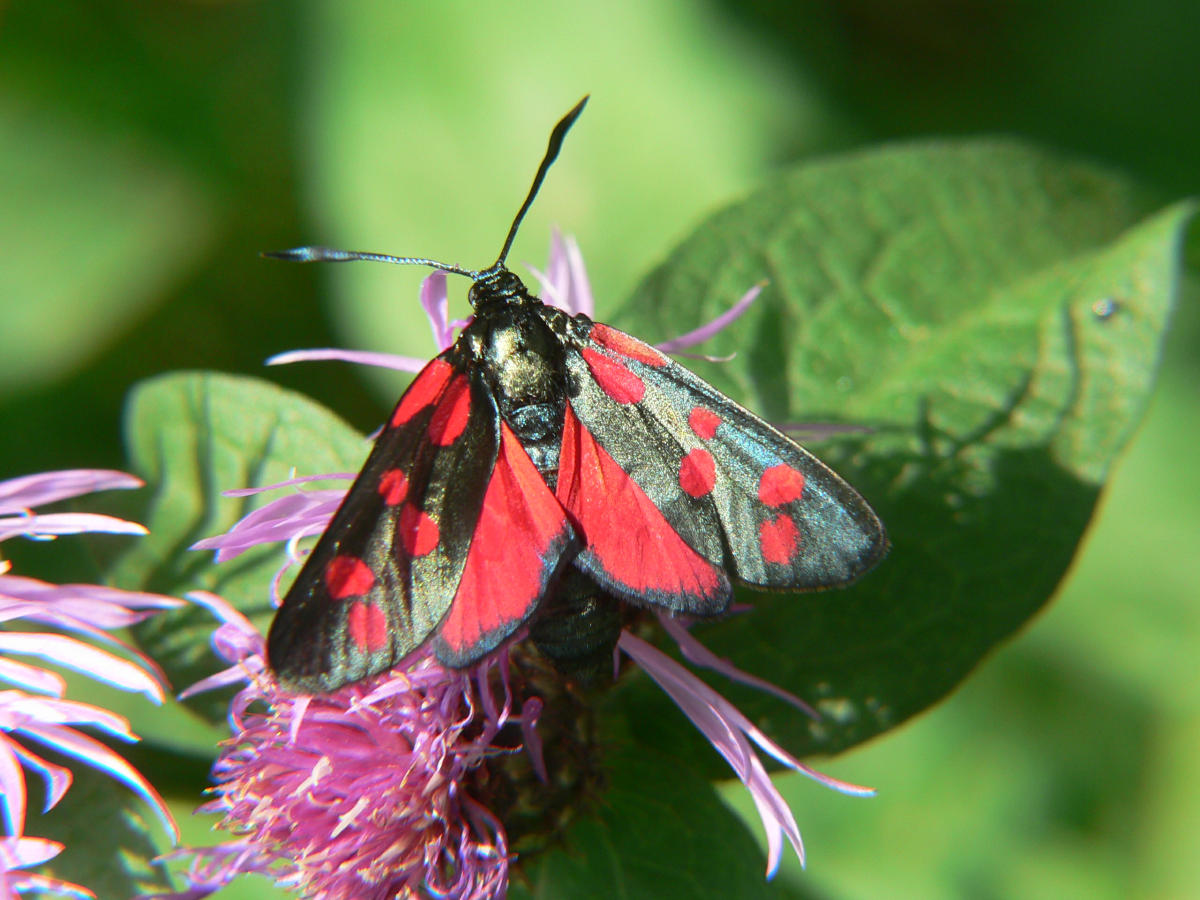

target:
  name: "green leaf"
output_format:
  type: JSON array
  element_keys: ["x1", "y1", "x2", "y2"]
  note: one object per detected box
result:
[
  {"x1": 116, "y1": 371, "x2": 367, "y2": 721},
  {"x1": 516, "y1": 737, "x2": 806, "y2": 900},
  {"x1": 615, "y1": 140, "x2": 1191, "y2": 758},
  {"x1": 37, "y1": 762, "x2": 175, "y2": 899}
]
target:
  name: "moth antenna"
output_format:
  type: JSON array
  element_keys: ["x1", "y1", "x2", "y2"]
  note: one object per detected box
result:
[
  {"x1": 261, "y1": 247, "x2": 477, "y2": 279},
  {"x1": 263, "y1": 96, "x2": 589, "y2": 280},
  {"x1": 492, "y1": 96, "x2": 589, "y2": 268}
]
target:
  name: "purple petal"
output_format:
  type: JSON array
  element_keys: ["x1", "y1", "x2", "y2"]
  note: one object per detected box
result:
[
  {"x1": 135, "y1": 844, "x2": 275, "y2": 900},
  {"x1": 528, "y1": 230, "x2": 593, "y2": 317},
  {"x1": 177, "y1": 666, "x2": 250, "y2": 701},
  {"x1": 666, "y1": 349, "x2": 738, "y2": 363},
  {"x1": 619, "y1": 632, "x2": 803, "y2": 873},
  {"x1": 185, "y1": 592, "x2": 256, "y2": 642},
  {"x1": 420, "y1": 271, "x2": 454, "y2": 351},
  {"x1": 5, "y1": 871, "x2": 96, "y2": 899},
  {"x1": 0, "y1": 694, "x2": 135, "y2": 739},
  {"x1": 546, "y1": 229, "x2": 571, "y2": 301},
  {"x1": 0, "y1": 470, "x2": 142, "y2": 515},
  {"x1": 0, "y1": 838, "x2": 96, "y2": 898},
  {"x1": 0, "y1": 739, "x2": 28, "y2": 834},
  {"x1": 619, "y1": 630, "x2": 873, "y2": 875},
  {"x1": 0, "y1": 633, "x2": 166, "y2": 702},
  {"x1": 655, "y1": 283, "x2": 763, "y2": 353},
  {"x1": 0, "y1": 656, "x2": 66, "y2": 696},
  {"x1": 9, "y1": 741, "x2": 72, "y2": 815},
  {"x1": 0, "y1": 512, "x2": 147, "y2": 543},
  {"x1": 16, "y1": 723, "x2": 176, "y2": 842},
  {"x1": 0, "y1": 576, "x2": 182, "y2": 628},
  {"x1": 526, "y1": 231, "x2": 569, "y2": 311},
  {"x1": 740, "y1": 720, "x2": 876, "y2": 798},
  {"x1": 658, "y1": 614, "x2": 818, "y2": 719},
  {"x1": 518, "y1": 696, "x2": 548, "y2": 783},
  {"x1": 192, "y1": 488, "x2": 345, "y2": 561},
  {"x1": 178, "y1": 593, "x2": 264, "y2": 702},
  {"x1": 0, "y1": 836, "x2": 63, "y2": 869},
  {"x1": 267, "y1": 348, "x2": 428, "y2": 372},
  {"x1": 744, "y1": 753, "x2": 805, "y2": 875},
  {"x1": 561, "y1": 233, "x2": 594, "y2": 316},
  {"x1": 526, "y1": 263, "x2": 560, "y2": 308},
  {"x1": 221, "y1": 473, "x2": 357, "y2": 496}
]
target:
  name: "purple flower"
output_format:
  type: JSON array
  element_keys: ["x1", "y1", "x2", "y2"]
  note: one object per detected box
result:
[
  {"x1": 174, "y1": 235, "x2": 867, "y2": 897},
  {"x1": 0, "y1": 470, "x2": 182, "y2": 895},
  {"x1": 0, "y1": 836, "x2": 94, "y2": 898},
  {"x1": 621, "y1": 625, "x2": 872, "y2": 876},
  {"x1": 143, "y1": 592, "x2": 518, "y2": 900}
]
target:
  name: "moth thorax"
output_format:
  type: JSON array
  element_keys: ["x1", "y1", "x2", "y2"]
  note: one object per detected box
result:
[{"x1": 483, "y1": 318, "x2": 563, "y2": 405}]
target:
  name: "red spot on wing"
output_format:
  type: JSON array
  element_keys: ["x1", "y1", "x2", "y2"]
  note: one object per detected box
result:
[
  {"x1": 427, "y1": 375, "x2": 471, "y2": 446},
  {"x1": 760, "y1": 514, "x2": 799, "y2": 565},
  {"x1": 679, "y1": 449, "x2": 716, "y2": 498},
  {"x1": 391, "y1": 358, "x2": 454, "y2": 427},
  {"x1": 758, "y1": 465, "x2": 806, "y2": 507},
  {"x1": 398, "y1": 505, "x2": 439, "y2": 557},
  {"x1": 688, "y1": 407, "x2": 721, "y2": 440},
  {"x1": 437, "y1": 425, "x2": 573, "y2": 661},
  {"x1": 347, "y1": 601, "x2": 388, "y2": 652},
  {"x1": 582, "y1": 347, "x2": 645, "y2": 404},
  {"x1": 324, "y1": 555, "x2": 376, "y2": 599},
  {"x1": 557, "y1": 404, "x2": 724, "y2": 604},
  {"x1": 590, "y1": 323, "x2": 668, "y2": 367},
  {"x1": 378, "y1": 469, "x2": 408, "y2": 505}
]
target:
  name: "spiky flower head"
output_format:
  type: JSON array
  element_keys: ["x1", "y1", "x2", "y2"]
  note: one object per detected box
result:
[{"x1": 149, "y1": 592, "x2": 525, "y2": 900}]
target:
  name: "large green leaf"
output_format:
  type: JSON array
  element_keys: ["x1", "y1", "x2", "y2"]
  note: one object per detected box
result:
[
  {"x1": 613, "y1": 140, "x2": 1190, "y2": 759},
  {"x1": 515, "y1": 738, "x2": 807, "y2": 900}
]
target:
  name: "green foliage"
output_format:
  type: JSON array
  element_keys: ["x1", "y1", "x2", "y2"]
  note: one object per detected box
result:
[
  {"x1": 515, "y1": 743, "x2": 805, "y2": 900},
  {"x1": 36, "y1": 763, "x2": 174, "y2": 898},
  {"x1": 614, "y1": 142, "x2": 1189, "y2": 759}
]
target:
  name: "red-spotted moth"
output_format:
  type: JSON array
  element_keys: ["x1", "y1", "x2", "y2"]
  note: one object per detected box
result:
[{"x1": 265, "y1": 98, "x2": 887, "y2": 692}]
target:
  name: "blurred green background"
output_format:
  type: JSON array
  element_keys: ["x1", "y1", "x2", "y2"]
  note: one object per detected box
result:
[{"x1": 1, "y1": 1, "x2": 1195, "y2": 898}]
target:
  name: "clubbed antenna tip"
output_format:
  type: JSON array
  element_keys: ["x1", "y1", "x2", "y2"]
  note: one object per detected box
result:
[
  {"x1": 493, "y1": 96, "x2": 589, "y2": 267},
  {"x1": 261, "y1": 97, "x2": 591, "y2": 283}
]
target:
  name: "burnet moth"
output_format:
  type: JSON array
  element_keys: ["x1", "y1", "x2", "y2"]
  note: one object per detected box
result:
[{"x1": 265, "y1": 98, "x2": 887, "y2": 692}]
